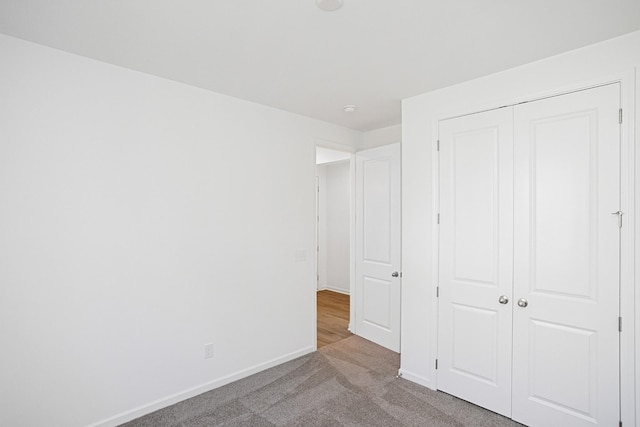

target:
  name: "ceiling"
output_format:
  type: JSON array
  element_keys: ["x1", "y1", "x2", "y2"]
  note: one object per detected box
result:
[{"x1": 1, "y1": 1, "x2": 639, "y2": 131}]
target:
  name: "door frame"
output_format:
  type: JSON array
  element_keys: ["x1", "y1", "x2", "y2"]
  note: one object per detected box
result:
[
  {"x1": 314, "y1": 141, "x2": 357, "y2": 349},
  {"x1": 429, "y1": 71, "x2": 636, "y2": 425}
]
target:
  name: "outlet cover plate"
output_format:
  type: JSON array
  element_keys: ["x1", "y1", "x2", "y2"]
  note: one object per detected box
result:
[{"x1": 204, "y1": 343, "x2": 214, "y2": 359}]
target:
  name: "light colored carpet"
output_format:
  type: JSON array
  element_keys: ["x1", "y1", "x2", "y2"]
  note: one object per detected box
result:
[{"x1": 122, "y1": 336, "x2": 523, "y2": 426}]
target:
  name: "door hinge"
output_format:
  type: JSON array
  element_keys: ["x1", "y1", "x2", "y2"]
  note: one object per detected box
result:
[
  {"x1": 435, "y1": 359, "x2": 438, "y2": 370},
  {"x1": 437, "y1": 140, "x2": 440, "y2": 151},
  {"x1": 619, "y1": 108, "x2": 623, "y2": 124},
  {"x1": 619, "y1": 317, "x2": 622, "y2": 332},
  {"x1": 436, "y1": 286, "x2": 440, "y2": 298},
  {"x1": 612, "y1": 210, "x2": 623, "y2": 228},
  {"x1": 437, "y1": 213, "x2": 440, "y2": 224}
]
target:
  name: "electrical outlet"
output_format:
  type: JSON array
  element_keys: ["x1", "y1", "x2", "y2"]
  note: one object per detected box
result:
[{"x1": 204, "y1": 343, "x2": 214, "y2": 359}]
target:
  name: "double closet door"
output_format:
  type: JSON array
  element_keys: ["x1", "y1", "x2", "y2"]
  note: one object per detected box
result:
[{"x1": 437, "y1": 84, "x2": 621, "y2": 427}]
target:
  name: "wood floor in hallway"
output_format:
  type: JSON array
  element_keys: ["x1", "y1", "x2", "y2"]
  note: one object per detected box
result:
[{"x1": 317, "y1": 290, "x2": 351, "y2": 349}]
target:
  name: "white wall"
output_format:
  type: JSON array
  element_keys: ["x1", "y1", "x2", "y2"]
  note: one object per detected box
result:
[
  {"x1": 401, "y1": 30, "x2": 640, "y2": 425},
  {"x1": 322, "y1": 161, "x2": 351, "y2": 294},
  {"x1": 362, "y1": 124, "x2": 401, "y2": 150},
  {"x1": 0, "y1": 34, "x2": 361, "y2": 427}
]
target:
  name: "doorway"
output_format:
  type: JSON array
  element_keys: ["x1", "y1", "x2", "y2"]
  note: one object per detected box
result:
[
  {"x1": 314, "y1": 143, "x2": 403, "y2": 353},
  {"x1": 316, "y1": 146, "x2": 353, "y2": 348},
  {"x1": 316, "y1": 290, "x2": 350, "y2": 348}
]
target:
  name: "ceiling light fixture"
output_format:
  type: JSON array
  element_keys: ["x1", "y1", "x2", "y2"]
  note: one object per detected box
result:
[
  {"x1": 343, "y1": 105, "x2": 357, "y2": 113},
  {"x1": 316, "y1": 0, "x2": 343, "y2": 12}
]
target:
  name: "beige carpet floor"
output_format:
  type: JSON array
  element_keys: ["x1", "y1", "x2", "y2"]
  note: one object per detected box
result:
[{"x1": 122, "y1": 336, "x2": 523, "y2": 426}]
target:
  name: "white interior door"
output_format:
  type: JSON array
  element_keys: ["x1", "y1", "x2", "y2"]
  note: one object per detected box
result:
[
  {"x1": 355, "y1": 143, "x2": 401, "y2": 352},
  {"x1": 511, "y1": 84, "x2": 621, "y2": 427},
  {"x1": 437, "y1": 108, "x2": 514, "y2": 417}
]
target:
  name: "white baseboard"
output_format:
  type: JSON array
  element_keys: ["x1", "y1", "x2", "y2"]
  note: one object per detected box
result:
[
  {"x1": 397, "y1": 368, "x2": 434, "y2": 390},
  {"x1": 322, "y1": 286, "x2": 350, "y2": 295},
  {"x1": 88, "y1": 346, "x2": 315, "y2": 427}
]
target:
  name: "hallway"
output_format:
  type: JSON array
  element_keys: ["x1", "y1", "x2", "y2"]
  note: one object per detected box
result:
[{"x1": 317, "y1": 290, "x2": 350, "y2": 348}]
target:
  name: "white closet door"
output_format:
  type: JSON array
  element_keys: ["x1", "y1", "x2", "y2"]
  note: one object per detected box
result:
[
  {"x1": 438, "y1": 108, "x2": 514, "y2": 417},
  {"x1": 512, "y1": 84, "x2": 620, "y2": 426}
]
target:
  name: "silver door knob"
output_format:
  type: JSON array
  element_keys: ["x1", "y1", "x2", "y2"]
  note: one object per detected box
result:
[
  {"x1": 517, "y1": 298, "x2": 528, "y2": 308},
  {"x1": 391, "y1": 271, "x2": 399, "y2": 277},
  {"x1": 498, "y1": 295, "x2": 509, "y2": 304}
]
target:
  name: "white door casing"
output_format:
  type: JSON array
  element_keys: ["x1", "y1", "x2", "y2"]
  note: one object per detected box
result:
[
  {"x1": 511, "y1": 84, "x2": 621, "y2": 427},
  {"x1": 316, "y1": 176, "x2": 320, "y2": 291},
  {"x1": 437, "y1": 84, "x2": 621, "y2": 427},
  {"x1": 437, "y1": 107, "x2": 514, "y2": 417},
  {"x1": 355, "y1": 143, "x2": 401, "y2": 352}
]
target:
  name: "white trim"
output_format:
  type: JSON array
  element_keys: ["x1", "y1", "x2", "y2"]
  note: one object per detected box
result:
[
  {"x1": 88, "y1": 346, "x2": 315, "y2": 427},
  {"x1": 315, "y1": 139, "x2": 357, "y2": 153},
  {"x1": 634, "y1": 65, "x2": 640, "y2": 427},
  {"x1": 429, "y1": 116, "x2": 441, "y2": 391},
  {"x1": 315, "y1": 175, "x2": 320, "y2": 293},
  {"x1": 321, "y1": 286, "x2": 350, "y2": 295},
  {"x1": 625, "y1": 66, "x2": 639, "y2": 427},
  {"x1": 428, "y1": 71, "x2": 637, "y2": 425},
  {"x1": 317, "y1": 158, "x2": 351, "y2": 167},
  {"x1": 314, "y1": 148, "x2": 321, "y2": 350},
  {"x1": 349, "y1": 153, "x2": 357, "y2": 334},
  {"x1": 434, "y1": 74, "x2": 631, "y2": 126},
  {"x1": 616, "y1": 68, "x2": 636, "y2": 427}
]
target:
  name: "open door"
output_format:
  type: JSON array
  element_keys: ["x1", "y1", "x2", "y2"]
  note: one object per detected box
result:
[{"x1": 354, "y1": 143, "x2": 401, "y2": 352}]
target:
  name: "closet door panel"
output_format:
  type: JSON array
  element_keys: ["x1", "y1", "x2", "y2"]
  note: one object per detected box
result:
[
  {"x1": 512, "y1": 84, "x2": 620, "y2": 427},
  {"x1": 438, "y1": 108, "x2": 514, "y2": 417}
]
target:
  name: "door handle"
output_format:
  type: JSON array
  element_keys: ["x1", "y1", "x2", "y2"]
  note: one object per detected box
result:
[
  {"x1": 391, "y1": 271, "x2": 399, "y2": 278},
  {"x1": 498, "y1": 295, "x2": 509, "y2": 304},
  {"x1": 517, "y1": 298, "x2": 528, "y2": 308}
]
